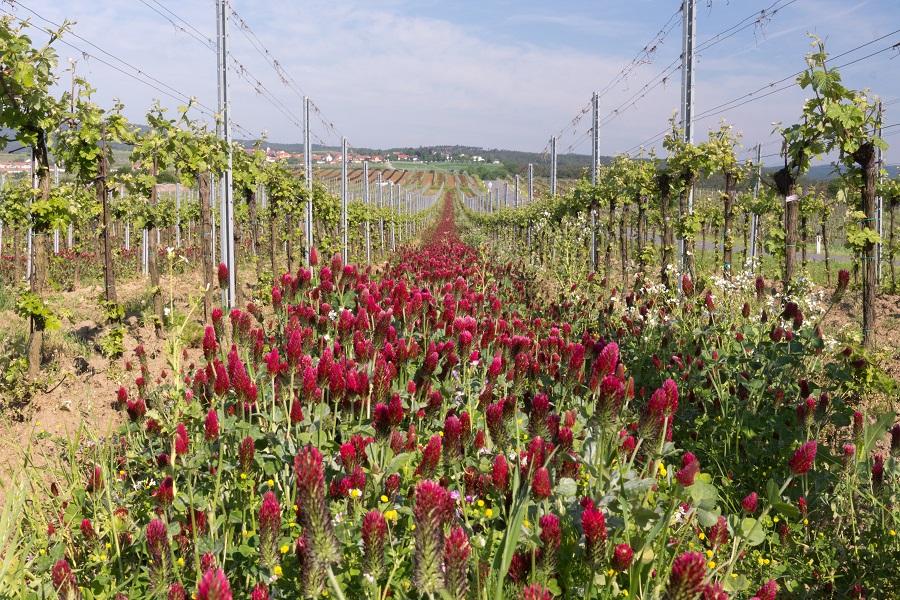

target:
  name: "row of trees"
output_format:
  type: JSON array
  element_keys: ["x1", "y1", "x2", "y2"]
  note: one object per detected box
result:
[
  {"x1": 0, "y1": 16, "x2": 436, "y2": 380},
  {"x1": 463, "y1": 37, "x2": 887, "y2": 350}
]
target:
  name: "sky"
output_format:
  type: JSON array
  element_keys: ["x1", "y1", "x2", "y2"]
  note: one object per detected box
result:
[{"x1": 3, "y1": 0, "x2": 900, "y2": 166}]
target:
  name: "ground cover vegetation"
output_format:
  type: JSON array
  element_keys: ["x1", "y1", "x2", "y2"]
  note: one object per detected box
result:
[
  {"x1": 7, "y1": 189, "x2": 900, "y2": 600},
  {"x1": 0, "y1": 15, "x2": 899, "y2": 600}
]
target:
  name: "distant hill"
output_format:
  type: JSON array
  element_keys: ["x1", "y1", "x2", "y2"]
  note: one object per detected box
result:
[
  {"x1": 4, "y1": 126, "x2": 896, "y2": 183},
  {"x1": 239, "y1": 140, "x2": 900, "y2": 182}
]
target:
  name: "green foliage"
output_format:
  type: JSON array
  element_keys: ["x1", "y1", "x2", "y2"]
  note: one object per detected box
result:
[
  {"x1": 0, "y1": 15, "x2": 70, "y2": 155},
  {"x1": 232, "y1": 140, "x2": 267, "y2": 199},
  {"x1": 97, "y1": 325, "x2": 125, "y2": 358},
  {"x1": 664, "y1": 116, "x2": 711, "y2": 188},
  {"x1": 170, "y1": 110, "x2": 228, "y2": 186},
  {"x1": 763, "y1": 225, "x2": 786, "y2": 260},
  {"x1": 14, "y1": 286, "x2": 60, "y2": 331},
  {"x1": 879, "y1": 177, "x2": 900, "y2": 209},
  {"x1": 845, "y1": 210, "x2": 882, "y2": 252},
  {"x1": 31, "y1": 182, "x2": 83, "y2": 231},
  {"x1": 797, "y1": 37, "x2": 887, "y2": 175},
  {"x1": 0, "y1": 343, "x2": 29, "y2": 403},
  {"x1": 703, "y1": 122, "x2": 744, "y2": 182},
  {"x1": 119, "y1": 102, "x2": 185, "y2": 229},
  {"x1": 55, "y1": 81, "x2": 132, "y2": 186},
  {"x1": 0, "y1": 15, "x2": 71, "y2": 249},
  {"x1": 98, "y1": 297, "x2": 125, "y2": 322},
  {"x1": 0, "y1": 178, "x2": 32, "y2": 229}
]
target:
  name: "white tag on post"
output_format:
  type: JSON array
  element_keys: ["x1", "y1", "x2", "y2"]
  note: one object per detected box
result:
[{"x1": 785, "y1": 194, "x2": 799, "y2": 203}]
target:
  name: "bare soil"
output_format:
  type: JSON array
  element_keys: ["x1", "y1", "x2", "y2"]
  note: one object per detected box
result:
[
  {"x1": 822, "y1": 291, "x2": 900, "y2": 395},
  {"x1": 0, "y1": 267, "x2": 251, "y2": 496}
]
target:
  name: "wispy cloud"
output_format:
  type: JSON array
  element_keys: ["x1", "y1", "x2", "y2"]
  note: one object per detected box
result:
[
  {"x1": 506, "y1": 13, "x2": 634, "y2": 36},
  {"x1": 5, "y1": 0, "x2": 897, "y2": 153}
]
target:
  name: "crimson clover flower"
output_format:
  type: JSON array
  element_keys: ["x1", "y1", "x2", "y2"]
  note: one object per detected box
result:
[
  {"x1": 756, "y1": 579, "x2": 778, "y2": 600},
  {"x1": 582, "y1": 507, "x2": 607, "y2": 567},
  {"x1": 202, "y1": 326, "x2": 218, "y2": 361},
  {"x1": 146, "y1": 519, "x2": 171, "y2": 591},
  {"x1": 486, "y1": 400, "x2": 508, "y2": 450},
  {"x1": 538, "y1": 514, "x2": 561, "y2": 575},
  {"x1": 835, "y1": 269, "x2": 850, "y2": 299},
  {"x1": 52, "y1": 559, "x2": 80, "y2": 600},
  {"x1": 519, "y1": 583, "x2": 551, "y2": 600},
  {"x1": 611, "y1": 543, "x2": 634, "y2": 571},
  {"x1": 443, "y1": 416, "x2": 463, "y2": 463},
  {"x1": 80, "y1": 519, "x2": 97, "y2": 545},
  {"x1": 663, "y1": 551, "x2": 707, "y2": 600},
  {"x1": 442, "y1": 527, "x2": 470, "y2": 600},
  {"x1": 258, "y1": 491, "x2": 282, "y2": 569},
  {"x1": 204, "y1": 409, "x2": 219, "y2": 442},
  {"x1": 708, "y1": 515, "x2": 729, "y2": 550},
  {"x1": 413, "y1": 480, "x2": 451, "y2": 593},
  {"x1": 415, "y1": 435, "x2": 441, "y2": 479},
  {"x1": 492, "y1": 454, "x2": 509, "y2": 493},
  {"x1": 217, "y1": 263, "x2": 228, "y2": 288},
  {"x1": 168, "y1": 583, "x2": 187, "y2": 600},
  {"x1": 249, "y1": 583, "x2": 268, "y2": 600},
  {"x1": 675, "y1": 453, "x2": 700, "y2": 487},
  {"x1": 788, "y1": 441, "x2": 817, "y2": 476},
  {"x1": 362, "y1": 510, "x2": 388, "y2": 579},
  {"x1": 741, "y1": 492, "x2": 758, "y2": 514},
  {"x1": 531, "y1": 467, "x2": 551, "y2": 500},
  {"x1": 174, "y1": 423, "x2": 189, "y2": 456},
  {"x1": 239, "y1": 436, "x2": 255, "y2": 473},
  {"x1": 197, "y1": 568, "x2": 232, "y2": 600},
  {"x1": 293, "y1": 445, "x2": 340, "y2": 565}
]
